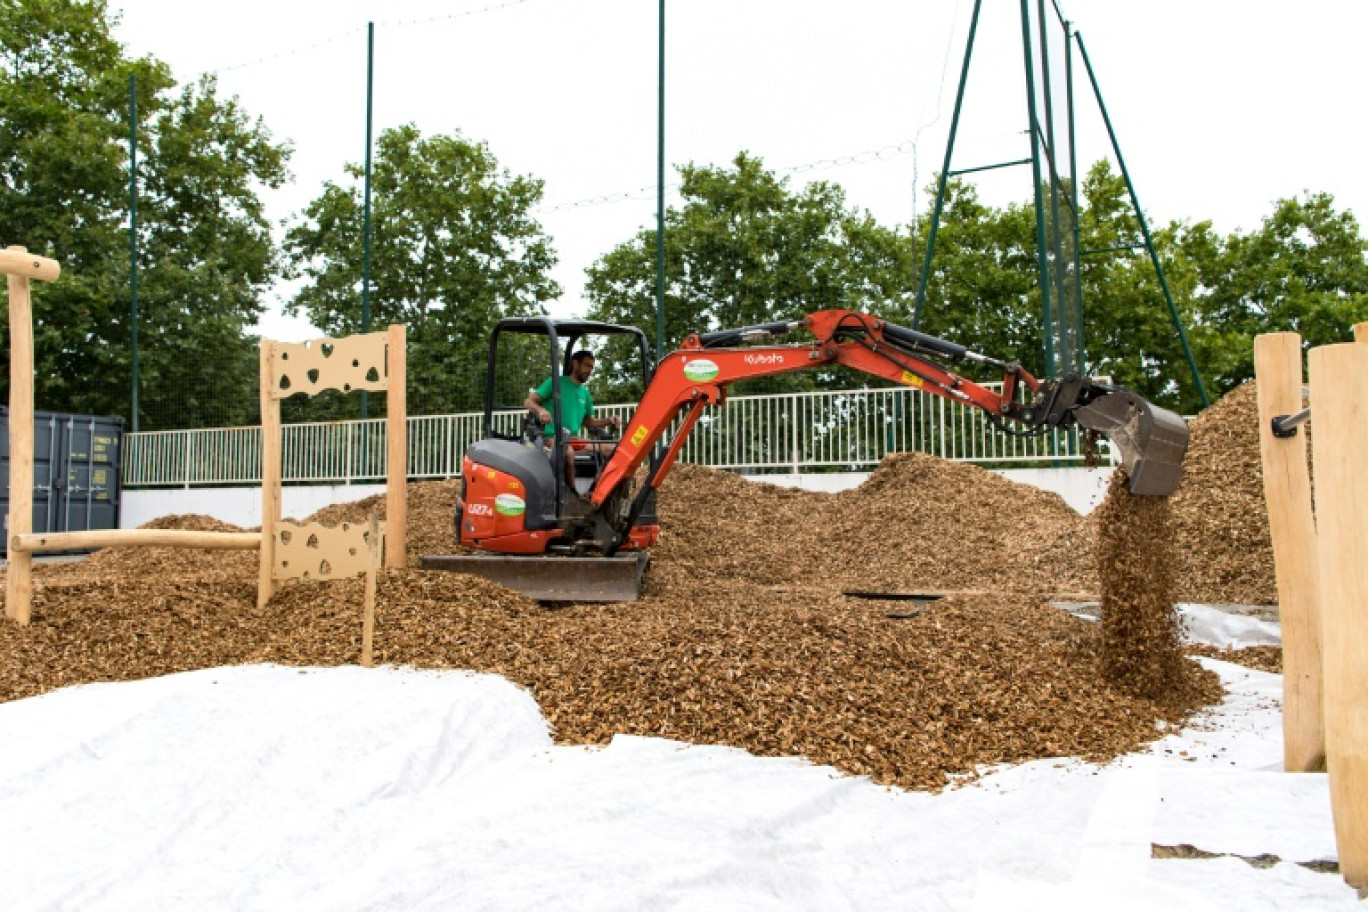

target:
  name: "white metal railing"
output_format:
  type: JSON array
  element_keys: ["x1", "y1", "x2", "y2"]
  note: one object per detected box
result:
[{"x1": 123, "y1": 385, "x2": 1108, "y2": 488}]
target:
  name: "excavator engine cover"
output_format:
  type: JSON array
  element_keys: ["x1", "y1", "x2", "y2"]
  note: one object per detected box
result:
[{"x1": 1074, "y1": 391, "x2": 1189, "y2": 496}]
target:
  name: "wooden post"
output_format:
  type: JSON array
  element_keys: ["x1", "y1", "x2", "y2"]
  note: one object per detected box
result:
[
  {"x1": 12, "y1": 529, "x2": 260, "y2": 553},
  {"x1": 6, "y1": 255, "x2": 36, "y2": 624},
  {"x1": 1307, "y1": 342, "x2": 1368, "y2": 888},
  {"x1": 361, "y1": 513, "x2": 378, "y2": 667},
  {"x1": 258, "y1": 340, "x2": 283, "y2": 609},
  {"x1": 1253, "y1": 333, "x2": 1325, "y2": 772},
  {"x1": 4, "y1": 246, "x2": 60, "y2": 626},
  {"x1": 385, "y1": 324, "x2": 407, "y2": 569}
]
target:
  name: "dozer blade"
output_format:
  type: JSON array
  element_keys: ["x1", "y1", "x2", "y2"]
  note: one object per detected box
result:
[
  {"x1": 1074, "y1": 391, "x2": 1190, "y2": 496},
  {"x1": 419, "y1": 552, "x2": 649, "y2": 602}
]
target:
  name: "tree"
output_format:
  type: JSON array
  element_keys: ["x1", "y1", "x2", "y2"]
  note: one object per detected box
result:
[
  {"x1": 285, "y1": 124, "x2": 560, "y2": 418},
  {"x1": 584, "y1": 152, "x2": 914, "y2": 399},
  {"x1": 910, "y1": 163, "x2": 1217, "y2": 412},
  {"x1": 0, "y1": 0, "x2": 290, "y2": 429},
  {"x1": 1070, "y1": 161, "x2": 1212, "y2": 411},
  {"x1": 1191, "y1": 192, "x2": 1368, "y2": 394},
  {"x1": 132, "y1": 76, "x2": 289, "y2": 428},
  {"x1": 898, "y1": 178, "x2": 1043, "y2": 374}
]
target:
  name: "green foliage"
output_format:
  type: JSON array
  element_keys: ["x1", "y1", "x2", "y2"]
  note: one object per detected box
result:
[
  {"x1": 587, "y1": 153, "x2": 1368, "y2": 418},
  {"x1": 584, "y1": 152, "x2": 914, "y2": 398},
  {"x1": 1191, "y1": 192, "x2": 1368, "y2": 394},
  {"x1": 899, "y1": 178, "x2": 1043, "y2": 374},
  {"x1": 0, "y1": 0, "x2": 289, "y2": 429},
  {"x1": 284, "y1": 125, "x2": 560, "y2": 419},
  {"x1": 133, "y1": 76, "x2": 289, "y2": 427}
]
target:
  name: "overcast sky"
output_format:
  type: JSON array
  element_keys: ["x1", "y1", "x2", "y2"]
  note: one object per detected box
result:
[{"x1": 109, "y1": 0, "x2": 1368, "y2": 341}]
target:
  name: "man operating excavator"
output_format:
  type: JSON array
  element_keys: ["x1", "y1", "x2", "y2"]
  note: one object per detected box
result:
[{"x1": 524, "y1": 349, "x2": 621, "y2": 490}]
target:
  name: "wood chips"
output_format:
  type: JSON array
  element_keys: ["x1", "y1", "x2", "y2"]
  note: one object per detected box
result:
[
  {"x1": 3, "y1": 399, "x2": 1279, "y2": 792},
  {"x1": 1169, "y1": 381, "x2": 1279, "y2": 605}
]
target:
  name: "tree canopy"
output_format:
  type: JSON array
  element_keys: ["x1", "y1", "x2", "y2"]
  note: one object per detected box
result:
[
  {"x1": 284, "y1": 124, "x2": 559, "y2": 417},
  {"x1": 0, "y1": 0, "x2": 289, "y2": 429},
  {"x1": 586, "y1": 154, "x2": 1367, "y2": 415},
  {"x1": 584, "y1": 152, "x2": 913, "y2": 398}
]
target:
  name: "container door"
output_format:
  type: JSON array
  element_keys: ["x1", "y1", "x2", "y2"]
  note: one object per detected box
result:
[{"x1": 58, "y1": 416, "x2": 122, "y2": 535}]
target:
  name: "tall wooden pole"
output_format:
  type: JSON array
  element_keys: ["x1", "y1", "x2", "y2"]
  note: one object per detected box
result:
[
  {"x1": 258, "y1": 340, "x2": 282, "y2": 609},
  {"x1": 362, "y1": 512, "x2": 378, "y2": 667},
  {"x1": 6, "y1": 252, "x2": 36, "y2": 624},
  {"x1": 3, "y1": 246, "x2": 59, "y2": 626},
  {"x1": 385, "y1": 324, "x2": 406, "y2": 568},
  {"x1": 1307, "y1": 342, "x2": 1368, "y2": 888},
  {"x1": 1253, "y1": 333, "x2": 1324, "y2": 771}
]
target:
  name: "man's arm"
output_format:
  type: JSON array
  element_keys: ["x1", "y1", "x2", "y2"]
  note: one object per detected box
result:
[
  {"x1": 584, "y1": 414, "x2": 620, "y2": 431},
  {"x1": 524, "y1": 388, "x2": 552, "y2": 425}
]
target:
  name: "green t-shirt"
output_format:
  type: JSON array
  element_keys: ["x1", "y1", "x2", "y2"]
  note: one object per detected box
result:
[{"x1": 535, "y1": 375, "x2": 594, "y2": 437}]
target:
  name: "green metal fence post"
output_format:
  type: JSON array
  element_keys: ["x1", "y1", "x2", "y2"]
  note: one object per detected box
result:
[
  {"x1": 1077, "y1": 35, "x2": 1209, "y2": 407},
  {"x1": 1064, "y1": 17, "x2": 1084, "y2": 373},
  {"x1": 655, "y1": 0, "x2": 667, "y2": 362},
  {"x1": 1019, "y1": 0, "x2": 1054, "y2": 379},
  {"x1": 1036, "y1": 0, "x2": 1069, "y2": 372},
  {"x1": 129, "y1": 73, "x2": 139, "y2": 433},
  {"x1": 361, "y1": 22, "x2": 375, "y2": 420},
  {"x1": 913, "y1": 0, "x2": 984, "y2": 330}
]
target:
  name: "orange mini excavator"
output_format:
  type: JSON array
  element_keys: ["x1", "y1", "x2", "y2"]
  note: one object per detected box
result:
[{"x1": 420, "y1": 310, "x2": 1189, "y2": 601}]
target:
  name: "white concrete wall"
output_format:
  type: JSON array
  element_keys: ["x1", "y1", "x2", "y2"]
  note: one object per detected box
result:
[
  {"x1": 752, "y1": 467, "x2": 1115, "y2": 515},
  {"x1": 121, "y1": 484, "x2": 386, "y2": 530},
  {"x1": 120, "y1": 466, "x2": 1117, "y2": 529}
]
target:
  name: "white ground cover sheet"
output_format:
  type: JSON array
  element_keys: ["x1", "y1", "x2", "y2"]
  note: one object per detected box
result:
[{"x1": 0, "y1": 609, "x2": 1358, "y2": 910}]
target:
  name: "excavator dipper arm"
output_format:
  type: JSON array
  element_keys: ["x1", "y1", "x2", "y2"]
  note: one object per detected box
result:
[{"x1": 590, "y1": 310, "x2": 1187, "y2": 551}]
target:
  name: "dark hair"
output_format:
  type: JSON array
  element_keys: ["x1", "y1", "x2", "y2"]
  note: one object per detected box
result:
[{"x1": 570, "y1": 349, "x2": 595, "y2": 366}]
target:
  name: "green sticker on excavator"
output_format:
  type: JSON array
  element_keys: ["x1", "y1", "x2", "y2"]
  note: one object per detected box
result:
[
  {"x1": 494, "y1": 493, "x2": 525, "y2": 517},
  {"x1": 683, "y1": 359, "x2": 719, "y2": 382}
]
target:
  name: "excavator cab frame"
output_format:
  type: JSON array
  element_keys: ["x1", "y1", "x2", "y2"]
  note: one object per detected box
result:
[
  {"x1": 420, "y1": 317, "x2": 659, "y2": 602},
  {"x1": 481, "y1": 316, "x2": 655, "y2": 508}
]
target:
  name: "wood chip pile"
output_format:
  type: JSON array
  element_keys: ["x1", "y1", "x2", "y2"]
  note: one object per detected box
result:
[
  {"x1": 652, "y1": 454, "x2": 1098, "y2": 596},
  {"x1": 0, "y1": 564, "x2": 1217, "y2": 791},
  {"x1": 1168, "y1": 381, "x2": 1279, "y2": 604},
  {"x1": 0, "y1": 443, "x2": 1232, "y2": 792}
]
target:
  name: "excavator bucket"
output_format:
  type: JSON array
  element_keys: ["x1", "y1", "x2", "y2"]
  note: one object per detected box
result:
[
  {"x1": 419, "y1": 552, "x2": 650, "y2": 602},
  {"x1": 1074, "y1": 391, "x2": 1190, "y2": 496}
]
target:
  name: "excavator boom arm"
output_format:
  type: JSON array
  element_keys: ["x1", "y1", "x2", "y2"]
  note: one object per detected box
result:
[{"x1": 591, "y1": 310, "x2": 1048, "y2": 515}]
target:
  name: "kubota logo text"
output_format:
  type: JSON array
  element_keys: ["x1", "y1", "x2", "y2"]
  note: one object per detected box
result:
[{"x1": 745, "y1": 353, "x2": 785, "y2": 366}]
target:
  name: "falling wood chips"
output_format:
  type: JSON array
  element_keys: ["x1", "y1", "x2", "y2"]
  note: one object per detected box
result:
[{"x1": 4, "y1": 402, "x2": 1292, "y2": 792}]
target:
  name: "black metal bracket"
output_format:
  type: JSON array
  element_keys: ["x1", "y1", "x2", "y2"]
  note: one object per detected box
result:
[{"x1": 1271, "y1": 408, "x2": 1310, "y2": 438}]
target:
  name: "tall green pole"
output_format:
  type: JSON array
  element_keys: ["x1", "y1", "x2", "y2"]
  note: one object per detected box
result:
[
  {"x1": 1077, "y1": 35, "x2": 1208, "y2": 406},
  {"x1": 914, "y1": 0, "x2": 984, "y2": 330},
  {"x1": 129, "y1": 73, "x2": 139, "y2": 433},
  {"x1": 654, "y1": 0, "x2": 666, "y2": 362},
  {"x1": 361, "y1": 22, "x2": 375, "y2": 420},
  {"x1": 1019, "y1": 0, "x2": 1054, "y2": 376},
  {"x1": 1036, "y1": 0, "x2": 1068, "y2": 372},
  {"x1": 1064, "y1": 20, "x2": 1084, "y2": 372}
]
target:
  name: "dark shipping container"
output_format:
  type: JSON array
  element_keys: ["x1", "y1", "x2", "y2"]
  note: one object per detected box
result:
[{"x1": 1, "y1": 409, "x2": 123, "y2": 556}]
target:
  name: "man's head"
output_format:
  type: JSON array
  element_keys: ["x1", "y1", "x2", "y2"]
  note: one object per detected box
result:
[{"x1": 569, "y1": 350, "x2": 595, "y2": 383}]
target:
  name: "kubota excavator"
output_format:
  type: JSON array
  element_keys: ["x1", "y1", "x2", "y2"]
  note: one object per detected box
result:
[{"x1": 420, "y1": 309, "x2": 1189, "y2": 601}]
